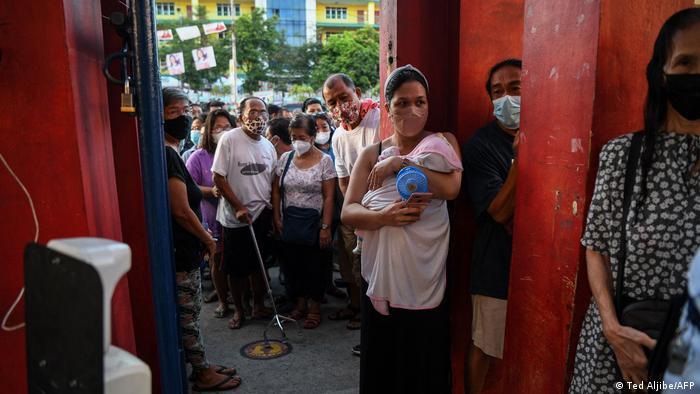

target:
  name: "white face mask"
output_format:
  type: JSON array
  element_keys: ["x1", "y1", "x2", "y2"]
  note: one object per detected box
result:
[
  {"x1": 292, "y1": 140, "x2": 312, "y2": 155},
  {"x1": 492, "y1": 95, "x2": 521, "y2": 130},
  {"x1": 315, "y1": 131, "x2": 331, "y2": 145},
  {"x1": 212, "y1": 132, "x2": 223, "y2": 144}
]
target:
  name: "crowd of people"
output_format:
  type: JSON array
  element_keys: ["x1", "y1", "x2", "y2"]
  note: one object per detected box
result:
[{"x1": 156, "y1": 7, "x2": 700, "y2": 393}]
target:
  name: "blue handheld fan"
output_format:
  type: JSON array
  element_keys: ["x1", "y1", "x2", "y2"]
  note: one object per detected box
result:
[{"x1": 396, "y1": 166, "x2": 428, "y2": 200}]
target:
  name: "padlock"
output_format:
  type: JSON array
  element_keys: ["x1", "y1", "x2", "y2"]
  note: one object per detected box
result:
[{"x1": 120, "y1": 79, "x2": 136, "y2": 113}]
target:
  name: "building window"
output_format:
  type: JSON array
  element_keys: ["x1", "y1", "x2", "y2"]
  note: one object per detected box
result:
[
  {"x1": 217, "y1": 3, "x2": 230, "y2": 16},
  {"x1": 156, "y1": 2, "x2": 175, "y2": 15},
  {"x1": 235, "y1": 4, "x2": 241, "y2": 16},
  {"x1": 272, "y1": 8, "x2": 280, "y2": 16},
  {"x1": 357, "y1": 10, "x2": 365, "y2": 24},
  {"x1": 375, "y1": 9, "x2": 380, "y2": 22},
  {"x1": 326, "y1": 7, "x2": 348, "y2": 20}
]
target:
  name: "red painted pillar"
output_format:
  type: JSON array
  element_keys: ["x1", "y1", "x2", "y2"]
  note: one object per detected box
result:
[
  {"x1": 503, "y1": 1, "x2": 693, "y2": 392},
  {"x1": 100, "y1": 0, "x2": 163, "y2": 390},
  {"x1": 0, "y1": 1, "x2": 135, "y2": 391},
  {"x1": 452, "y1": 2, "x2": 525, "y2": 393}
]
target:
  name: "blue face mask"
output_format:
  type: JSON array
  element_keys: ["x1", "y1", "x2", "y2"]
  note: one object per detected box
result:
[
  {"x1": 492, "y1": 95, "x2": 521, "y2": 130},
  {"x1": 191, "y1": 130, "x2": 201, "y2": 146}
]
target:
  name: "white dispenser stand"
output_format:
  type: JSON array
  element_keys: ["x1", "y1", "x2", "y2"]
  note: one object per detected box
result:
[{"x1": 47, "y1": 238, "x2": 151, "y2": 394}]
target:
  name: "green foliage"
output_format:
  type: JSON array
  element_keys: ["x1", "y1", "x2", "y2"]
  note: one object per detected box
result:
[
  {"x1": 268, "y1": 42, "x2": 322, "y2": 89},
  {"x1": 234, "y1": 9, "x2": 285, "y2": 93},
  {"x1": 312, "y1": 27, "x2": 380, "y2": 91},
  {"x1": 157, "y1": 6, "x2": 232, "y2": 91}
]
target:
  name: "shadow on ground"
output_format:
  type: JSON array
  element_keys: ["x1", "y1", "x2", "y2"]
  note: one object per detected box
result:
[{"x1": 195, "y1": 266, "x2": 360, "y2": 393}]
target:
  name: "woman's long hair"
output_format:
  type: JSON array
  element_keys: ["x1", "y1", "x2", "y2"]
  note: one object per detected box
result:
[
  {"x1": 641, "y1": 8, "x2": 700, "y2": 199},
  {"x1": 201, "y1": 109, "x2": 233, "y2": 154}
]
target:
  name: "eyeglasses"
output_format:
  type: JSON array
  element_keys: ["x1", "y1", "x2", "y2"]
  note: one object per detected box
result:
[{"x1": 245, "y1": 109, "x2": 268, "y2": 118}]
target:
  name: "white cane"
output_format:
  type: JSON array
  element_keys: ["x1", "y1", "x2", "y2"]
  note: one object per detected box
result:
[{"x1": 247, "y1": 224, "x2": 301, "y2": 348}]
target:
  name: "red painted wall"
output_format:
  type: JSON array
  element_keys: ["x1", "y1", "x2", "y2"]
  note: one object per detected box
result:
[
  {"x1": 0, "y1": 1, "x2": 135, "y2": 392},
  {"x1": 568, "y1": 0, "x2": 693, "y2": 383},
  {"x1": 100, "y1": 0, "x2": 163, "y2": 390},
  {"x1": 452, "y1": 2, "x2": 525, "y2": 393}
]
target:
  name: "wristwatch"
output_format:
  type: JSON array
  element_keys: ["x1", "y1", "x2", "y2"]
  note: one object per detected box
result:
[{"x1": 320, "y1": 223, "x2": 330, "y2": 230}]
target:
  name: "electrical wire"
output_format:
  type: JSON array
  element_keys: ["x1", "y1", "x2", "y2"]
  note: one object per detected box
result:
[{"x1": 0, "y1": 152, "x2": 39, "y2": 332}]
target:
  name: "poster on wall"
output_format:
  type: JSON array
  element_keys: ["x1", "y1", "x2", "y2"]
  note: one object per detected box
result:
[
  {"x1": 157, "y1": 29, "x2": 174, "y2": 40},
  {"x1": 192, "y1": 46, "x2": 217, "y2": 71},
  {"x1": 203, "y1": 22, "x2": 227, "y2": 35},
  {"x1": 166, "y1": 52, "x2": 185, "y2": 75},
  {"x1": 176, "y1": 25, "x2": 201, "y2": 41}
]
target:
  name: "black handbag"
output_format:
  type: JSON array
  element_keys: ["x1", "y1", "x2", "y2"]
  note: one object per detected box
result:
[
  {"x1": 615, "y1": 131, "x2": 684, "y2": 383},
  {"x1": 280, "y1": 151, "x2": 321, "y2": 246}
]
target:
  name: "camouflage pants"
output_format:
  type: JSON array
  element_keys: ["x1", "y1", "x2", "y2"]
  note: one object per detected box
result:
[{"x1": 176, "y1": 269, "x2": 210, "y2": 372}]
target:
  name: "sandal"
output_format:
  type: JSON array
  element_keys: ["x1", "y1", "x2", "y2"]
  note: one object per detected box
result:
[
  {"x1": 252, "y1": 307, "x2": 273, "y2": 320},
  {"x1": 289, "y1": 309, "x2": 306, "y2": 321},
  {"x1": 228, "y1": 312, "x2": 244, "y2": 330},
  {"x1": 303, "y1": 313, "x2": 321, "y2": 329},
  {"x1": 214, "y1": 304, "x2": 229, "y2": 318},
  {"x1": 203, "y1": 291, "x2": 218, "y2": 304},
  {"x1": 328, "y1": 307, "x2": 357, "y2": 321},
  {"x1": 192, "y1": 375, "x2": 241, "y2": 392},
  {"x1": 346, "y1": 315, "x2": 361, "y2": 330},
  {"x1": 189, "y1": 365, "x2": 237, "y2": 382}
]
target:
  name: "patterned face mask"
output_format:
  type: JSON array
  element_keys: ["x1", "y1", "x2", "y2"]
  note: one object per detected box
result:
[
  {"x1": 242, "y1": 116, "x2": 268, "y2": 135},
  {"x1": 331, "y1": 100, "x2": 361, "y2": 128}
]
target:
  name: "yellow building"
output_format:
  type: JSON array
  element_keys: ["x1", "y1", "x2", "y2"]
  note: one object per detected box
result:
[
  {"x1": 155, "y1": 0, "x2": 256, "y2": 23},
  {"x1": 155, "y1": 0, "x2": 379, "y2": 44},
  {"x1": 316, "y1": 0, "x2": 379, "y2": 43}
]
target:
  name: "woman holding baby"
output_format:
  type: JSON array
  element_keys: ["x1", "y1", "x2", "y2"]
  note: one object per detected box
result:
[{"x1": 341, "y1": 64, "x2": 463, "y2": 394}]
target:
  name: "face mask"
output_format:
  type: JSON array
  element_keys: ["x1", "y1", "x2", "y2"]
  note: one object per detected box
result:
[
  {"x1": 191, "y1": 130, "x2": 201, "y2": 146},
  {"x1": 164, "y1": 115, "x2": 192, "y2": 140},
  {"x1": 315, "y1": 131, "x2": 331, "y2": 145},
  {"x1": 292, "y1": 140, "x2": 312, "y2": 155},
  {"x1": 242, "y1": 116, "x2": 268, "y2": 135},
  {"x1": 331, "y1": 100, "x2": 360, "y2": 127},
  {"x1": 390, "y1": 106, "x2": 428, "y2": 136},
  {"x1": 492, "y1": 95, "x2": 521, "y2": 130},
  {"x1": 666, "y1": 74, "x2": 700, "y2": 121},
  {"x1": 212, "y1": 131, "x2": 224, "y2": 144}
]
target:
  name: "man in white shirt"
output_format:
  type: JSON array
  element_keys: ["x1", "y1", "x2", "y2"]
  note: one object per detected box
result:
[
  {"x1": 212, "y1": 96, "x2": 277, "y2": 329},
  {"x1": 323, "y1": 73, "x2": 380, "y2": 343}
]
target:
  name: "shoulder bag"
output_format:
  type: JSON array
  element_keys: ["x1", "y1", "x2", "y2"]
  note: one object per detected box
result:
[
  {"x1": 615, "y1": 131, "x2": 685, "y2": 382},
  {"x1": 280, "y1": 151, "x2": 321, "y2": 246}
]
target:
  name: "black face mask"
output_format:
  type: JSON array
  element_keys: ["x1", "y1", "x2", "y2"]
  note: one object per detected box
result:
[
  {"x1": 666, "y1": 74, "x2": 700, "y2": 121},
  {"x1": 164, "y1": 115, "x2": 192, "y2": 140}
]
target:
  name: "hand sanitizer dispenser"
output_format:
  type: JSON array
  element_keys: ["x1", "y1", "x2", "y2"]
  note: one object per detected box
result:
[{"x1": 46, "y1": 238, "x2": 151, "y2": 394}]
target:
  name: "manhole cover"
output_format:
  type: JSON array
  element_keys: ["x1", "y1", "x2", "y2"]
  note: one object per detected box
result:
[{"x1": 240, "y1": 340, "x2": 292, "y2": 360}]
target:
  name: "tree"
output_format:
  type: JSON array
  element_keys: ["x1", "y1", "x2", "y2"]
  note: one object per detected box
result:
[
  {"x1": 234, "y1": 9, "x2": 286, "y2": 93},
  {"x1": 311, "y1": 27, "x2": 380, "y2": 91},
  {"x1": 269, "y1": 42, "x2": 321, "y2": 89},
  {"x1": 157, "y1": 7, "x2": 232, "y2": 91}
]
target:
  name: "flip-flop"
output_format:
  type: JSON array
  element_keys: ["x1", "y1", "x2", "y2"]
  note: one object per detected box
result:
[
  {"x1": 303, "y1": 313, "x2": 321, "y2": 329},
  {"x1": 214, "y1": 304, "x2": 229, "y2": 318},
  {"x1": 289, "y1": 309, "x2": 306, "y2": 320},
  {"x1": 189, "y1": 366, "x2": 237, "y2": 382},
  {"x1": 252, "y1": 307, "x2": 273, "y2": 320},
  {"x1": 191, "y1": 375, "x2": 241, "y2": 392},
  {"x1": 328, "y1": 307, "x2": 357, "y2": 321},
  {"x1": 228, "y1": 313, "x2": 244, "y2": 330},
  {"x1": 346, "y1": 316, "x2": 362, "y2": 330}
]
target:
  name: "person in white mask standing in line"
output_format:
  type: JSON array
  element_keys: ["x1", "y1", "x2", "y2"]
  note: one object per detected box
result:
[
  {"x1": 272, "y1": 113, "x2": 337, "y2": 329},
  {"x1": 462, "y1": 58, "x2": 521, "y2": 394}
]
